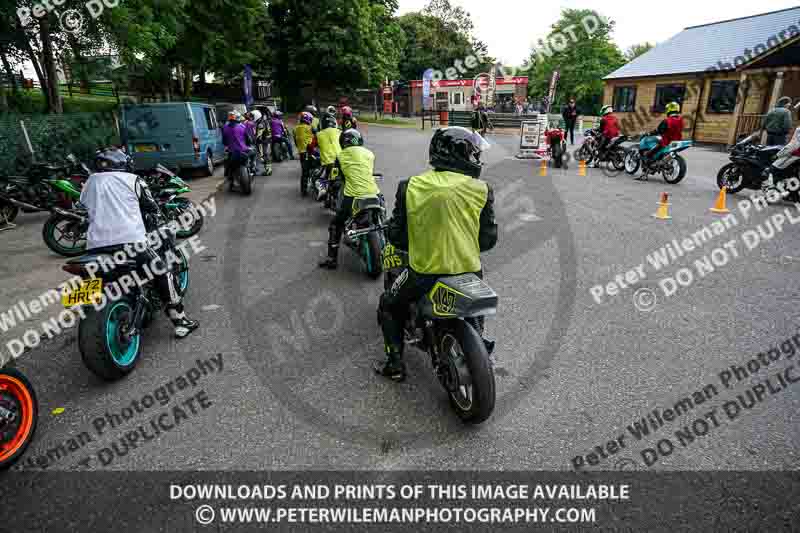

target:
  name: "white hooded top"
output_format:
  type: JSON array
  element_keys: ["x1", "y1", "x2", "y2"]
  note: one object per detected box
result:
[{"x1": 80, "y1": 171, "x2": 148, "y2": 249}]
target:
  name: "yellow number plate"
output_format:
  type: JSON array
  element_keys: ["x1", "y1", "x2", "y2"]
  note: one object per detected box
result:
[
  {"x1": 135, "y1": 144, "x2": 158, "y2": 153},
  {"x1": 62, "y1": 279, "x2": 103, "y2": 307}
]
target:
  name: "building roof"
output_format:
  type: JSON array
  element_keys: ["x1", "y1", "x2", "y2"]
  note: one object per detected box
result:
[{"x1": 605, "y1": 6, "x2": 800, "y2": 80}]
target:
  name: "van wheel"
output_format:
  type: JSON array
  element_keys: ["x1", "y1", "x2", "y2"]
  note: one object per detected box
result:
[{"x1": 203, "y1": 151, "x2": 214, "y2": 177}]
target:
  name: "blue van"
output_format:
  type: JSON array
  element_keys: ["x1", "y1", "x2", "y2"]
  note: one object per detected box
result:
[{"x1": 121, "y1": 102, "x2": 225, "y2": 175}]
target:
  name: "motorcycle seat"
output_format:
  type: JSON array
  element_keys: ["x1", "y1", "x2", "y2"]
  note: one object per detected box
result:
[
  {"x1": 353, "y1": 196, "x2": 383, "y2": 211},
  {"x1": 67, "y1": 253, "x2": 139, "y2": 270},
  {"x1": 418, "y1": 273, "x2": 499, "y2": 319}
]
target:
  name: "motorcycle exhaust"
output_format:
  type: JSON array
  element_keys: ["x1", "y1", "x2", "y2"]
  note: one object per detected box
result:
[
  {"x1": 0, "y1": 195, "x2": 45, "y2": 212},
  {"x1": 51, "y1": 207, "x2": 86, "y2": 221}
]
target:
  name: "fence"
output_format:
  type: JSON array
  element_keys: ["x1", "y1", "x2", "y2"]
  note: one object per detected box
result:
[
  {"x1": 0, "y1": 111, "x2": 120, "y2": 176},
  {"x1": 734, "y1": 113, "x2": 765, "y2": 141},
  {"x1": 431, "y1": 111, "x2": 598, "y2": 131}
]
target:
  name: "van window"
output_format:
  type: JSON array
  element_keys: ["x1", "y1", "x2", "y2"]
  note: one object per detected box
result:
[
  {"x1": 123, "y1": 106, "x2": 188, "y2": 139},
  {"x1": 203, "y1": 108, "x2": 216, "y2": 130}
]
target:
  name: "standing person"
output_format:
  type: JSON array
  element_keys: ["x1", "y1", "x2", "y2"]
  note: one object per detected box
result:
[
  {"x1": 471, "y1": 104, "x2": 489, "y2": 137},
  {"x1": 562, "y1": 97, "x2": 579, "y2": 145},
  {"x1": 762, "y1": 96, "x2": 794, "y2": 146}
]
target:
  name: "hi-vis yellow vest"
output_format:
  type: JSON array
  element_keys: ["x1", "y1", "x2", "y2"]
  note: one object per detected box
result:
[
  {"x1": 406, "y1": 170, "x2": 488, "y2": 275},
  {"x1": 294, "y1": 124, "x2": 314, "y2": 154},
  {"x1": 339, "y1": 146, "x2": 378, "y2": 199},
  {"x1": 317, "y1": 127, "x2": 341, "y2": 166}
]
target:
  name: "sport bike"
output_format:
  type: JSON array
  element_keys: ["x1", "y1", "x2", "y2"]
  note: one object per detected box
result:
[
  {"x1": 61, "y1": 221, "x2": 190, "y2": 381},
  {"x1": 143, "y1": 165, "x2": 204, "y2": 238},
  {"x1": 624, "y1": 134, "x2": 692, "y2": 183},
  {"x1": 0, "y1": 366, "x2": 38, "y2": 470},
  {"x1": 717, "y1": 132, "x2": 792, "y2": 194},
  {"x1": 380, "y1": 246, "x2": 498, "y2": 424},
  {"x1": 341, "y1": 178, "x2": 386, "y2": 279},
  {"x1": 575, "y1": 128, "x2": 628, "y2": 171},
  {"x1": 0, "y1": 154, "x2": 87, "y2": 223}
]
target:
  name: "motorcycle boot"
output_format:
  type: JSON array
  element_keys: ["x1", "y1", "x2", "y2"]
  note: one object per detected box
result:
[{"x1": 373, "y1": 345, "x2": 406, "y2": 383}]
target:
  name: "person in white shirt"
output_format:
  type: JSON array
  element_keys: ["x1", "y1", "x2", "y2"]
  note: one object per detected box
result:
[{"x1": 80, "y1": 148, "x2": 199, "y2": 338}]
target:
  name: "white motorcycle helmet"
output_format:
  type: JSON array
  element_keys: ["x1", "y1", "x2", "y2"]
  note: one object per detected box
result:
[
  {"x1": 250, "y1": 110, "x2": 262, "y2": 122},
  {"x1": 326, "y1": 105, "x2": 337, "y2": 115}
]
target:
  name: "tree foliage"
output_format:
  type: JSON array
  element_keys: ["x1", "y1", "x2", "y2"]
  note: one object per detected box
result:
[
  {"x1": 526, "y1": 9, "x2": 625, "y2": 114},
  {"x1": 625, "y1": 42, "x2": 654, "y2": 61}
]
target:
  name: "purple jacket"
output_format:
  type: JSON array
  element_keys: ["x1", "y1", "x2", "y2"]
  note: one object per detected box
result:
[
  {"x1": 223, "y1": 122, "x2": 249, "y2": 154},
  {"x1": 270, "y1": 118, "x2": 285, "y2": 139}
]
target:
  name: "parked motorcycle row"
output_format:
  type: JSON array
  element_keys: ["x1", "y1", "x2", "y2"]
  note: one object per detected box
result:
[{"x1": 0, "y1": 152, "x2": 206, "y2": 470}]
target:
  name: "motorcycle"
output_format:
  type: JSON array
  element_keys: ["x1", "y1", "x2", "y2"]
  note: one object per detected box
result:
[
  {"x1": 225, "y1": 150, "x2": 256, "y2": 196},
  {"x1": 341, "y1": 176, "x2": 387, "y2": 280},
  {"x1": 142, "y1": 165, "x2": 204, "y2": 239},
  {"x1": 303, "y1": 149, "x2": 323, "y2": 199},
  {"x1": 545, "y1": 127, "x2": 567, "y2": 168},
  {"x1": 717, "y1": 132, "x2": 800, "y2": 197},
  {"x1": 624, "y1": 133, "x2": 692, "y2": 183},
  {"x1": 0, "y1": 154, "x2": 87, "y2": 223},
  {"x1": 575, "y1": 128, "x2": 628, "y2": 171},
  {"x1": 380, "y1": 245, "x2": 498, "y2": 424},
  {"x1": 61, "y1": 220, "x2": 190, "y2": 381},
  {"x1": 0, "y1": 366, "x2": 38, "y2": 470}
]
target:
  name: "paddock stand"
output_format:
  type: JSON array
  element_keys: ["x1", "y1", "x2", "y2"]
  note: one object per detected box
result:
[{"x1": 0, "y1": 211, "x2": 17, "y2": 232}]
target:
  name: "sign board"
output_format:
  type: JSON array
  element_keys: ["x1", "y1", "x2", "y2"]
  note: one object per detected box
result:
[
  {"x1": 520, "y1": 120, "x2": 543, "y2": 149},
  {"x1": 517, "y1": 114, "x2": 550, "y2": 159},
  {"x1": 243, "y1": 65, "x2": 254, "y2": 107}
]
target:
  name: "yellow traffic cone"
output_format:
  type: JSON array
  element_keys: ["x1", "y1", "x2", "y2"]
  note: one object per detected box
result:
[
  {"x1": 539, "y1": 159, "x2": 547, "y2": 177},
  {"x1": 710, "y1": 187, "x2": 730, "y2": 214},
  {"x1": 653, "y1": 192, "x2": 671, "y2": 220},
  {"x1": 579, "y1": 160, "x2": 587, "y2": 176}
]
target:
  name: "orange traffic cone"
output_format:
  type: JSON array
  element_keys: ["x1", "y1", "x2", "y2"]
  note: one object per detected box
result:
[
  {"x1": 579, "y1": 160, "x2": 587, "y2": 176},
  {"x1": 710, "y1": 187, "x2": 730, "y2": 214},
  {"x1": 653, "y1": 192, "x2": 671, "y2": 220},
  {"x1": 539, "y1": 159, "x2": 547, "y2": 177}
]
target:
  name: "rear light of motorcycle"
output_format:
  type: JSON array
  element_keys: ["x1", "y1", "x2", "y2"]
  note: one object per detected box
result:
[
  {"x1": 62, "y1": 264, "x2": 87, "y2": 276},
  {"x1": 193, "y1": 136, "x2": 200, "y2": 157},
  {"x1": 793, "y1": 147, "x2": 800, "y2": 157}
]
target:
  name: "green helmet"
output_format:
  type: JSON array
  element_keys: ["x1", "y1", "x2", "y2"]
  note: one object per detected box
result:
[
  {"x1": 600, "y1": 105, "x2": 613, "y2": 116},
  {"x1": 665, "y1": 102, "x2": 680, "y2": 115}
]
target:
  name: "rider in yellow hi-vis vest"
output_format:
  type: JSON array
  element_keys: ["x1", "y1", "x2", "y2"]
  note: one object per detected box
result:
[
  {"x1": 319, "y1": 129, "x2": 379, "y2": 269},
  {"x1": 316, "y1": 114, "x2": 342, "y2": 207},
  {"x1": 377, "y1": 127, "x2": 497, "y2": 382}
]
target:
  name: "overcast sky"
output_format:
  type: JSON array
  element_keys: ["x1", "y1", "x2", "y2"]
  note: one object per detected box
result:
[{"x1": 398, "y1": 0, "x2": 800, "y2": 66}]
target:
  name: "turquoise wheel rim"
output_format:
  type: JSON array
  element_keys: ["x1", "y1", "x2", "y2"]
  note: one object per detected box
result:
[
  {"x1": 105, "y1": 302, "x2": 140, "y2": 366},
  {"x1": 178, "y1": 252, "x2": 189, "y2": 293}
]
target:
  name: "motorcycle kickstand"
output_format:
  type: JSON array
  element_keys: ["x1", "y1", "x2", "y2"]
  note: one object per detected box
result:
[{"x1": 0, "y1": 211, "x2": 16, "y2": 232}]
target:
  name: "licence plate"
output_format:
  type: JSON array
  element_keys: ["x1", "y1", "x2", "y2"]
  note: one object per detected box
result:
[
  {"x1": 135, "y1": 144, "x2": 159, "y2": 153},
  {"x1": 62, "y1": 279, "x2": 103, "y2": 307}
]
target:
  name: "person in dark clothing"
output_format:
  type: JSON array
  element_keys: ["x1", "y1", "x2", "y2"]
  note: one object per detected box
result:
[
  {"x1": 762, "y1": 97, "x2": 794, "y2": 146},
  {"x1": 561, "y1": 97, "x2": 579, "y2": 145}
]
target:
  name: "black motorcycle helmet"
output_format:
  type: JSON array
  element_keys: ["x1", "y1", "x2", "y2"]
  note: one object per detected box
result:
[
  {"x1": 429, "y1": 127, "x2": 489, "y2": 178},
  {"x1": 304, "y1": 105, "x2": 318, "y2": 116},
  {"x1": 340, "y1": 129, "x2": 364, "y2": 149},
  {"x1": 94, "y1": 147, "x2": 134, "y2": 172},
  {"x1": 320, "y1": 113, "x2": 337, "y2": 129}
]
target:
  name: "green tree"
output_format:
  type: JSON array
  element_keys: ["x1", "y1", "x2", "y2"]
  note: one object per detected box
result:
[
  {"x1": 625, "y1": 42, "x2": 654, "y2": 61},
  {"x1": 526, "y1": 9, "x2": 625, "y2": 114},
  {"x1": 266, "y1": 0, "x2": 404, "y2": 111}
]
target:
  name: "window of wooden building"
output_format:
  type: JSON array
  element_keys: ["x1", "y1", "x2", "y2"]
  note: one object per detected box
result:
[
  {"x1": 612, "y1": 86, "x2": 637, "y2": 112},
  {"x1": 706, "y1": 80, "x2": 739, "y2": 113},
  {"x1": 653, "y1": 84, "x2": 686, "y2": 112}
]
